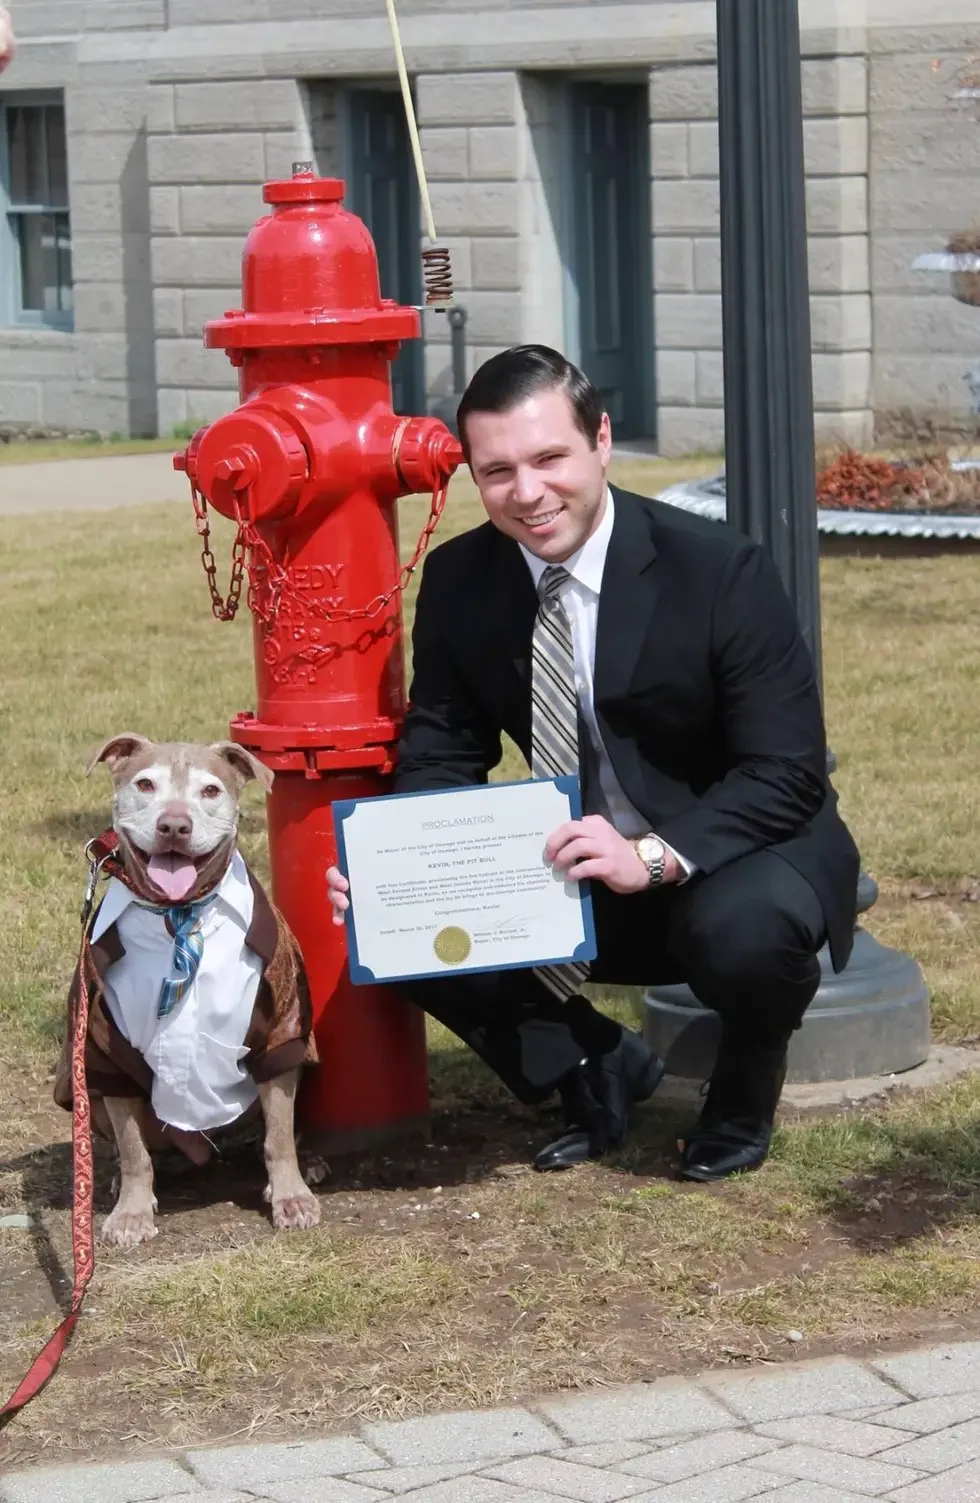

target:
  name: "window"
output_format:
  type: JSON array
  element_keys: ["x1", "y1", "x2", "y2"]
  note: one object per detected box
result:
[{"x1": 0, "y1": 96, "x2": 72, "y2": 328}]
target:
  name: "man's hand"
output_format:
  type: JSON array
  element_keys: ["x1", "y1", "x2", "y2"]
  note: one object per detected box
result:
[
  {"x1": 325, "y1": 864, "x2": 350, "y2": 926},
  {"x1": 545, "y1": 816, "x2": 681, "y2": 893}
]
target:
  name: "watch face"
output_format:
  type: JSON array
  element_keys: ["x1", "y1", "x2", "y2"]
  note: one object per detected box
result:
[{"x1": 638, "y1": 837, "x2": 665, "y2": 862}]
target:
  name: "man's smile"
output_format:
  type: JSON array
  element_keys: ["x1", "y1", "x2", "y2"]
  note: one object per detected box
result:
[{"x1": 520, "y1": 509, "x2": 563, "y2": 530}]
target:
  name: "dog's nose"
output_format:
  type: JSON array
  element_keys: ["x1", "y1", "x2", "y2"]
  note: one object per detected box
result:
[{"x1": 156, "y1": 804, "x2": 193, "y2": 841}]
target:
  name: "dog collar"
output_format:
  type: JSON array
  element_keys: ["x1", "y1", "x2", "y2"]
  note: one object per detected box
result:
[{"x1": 86, "y1": 828, "x2": 226, "y2": 909}]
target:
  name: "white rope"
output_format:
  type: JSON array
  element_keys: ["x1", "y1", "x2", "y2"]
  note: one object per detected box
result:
[{"x1": 384, "y1": 0, "x2": 438, "y2": 245}]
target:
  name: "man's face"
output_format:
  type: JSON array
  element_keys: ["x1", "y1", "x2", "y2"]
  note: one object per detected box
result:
[{"x1": 464, "y1": 387, "x2": 612, "y2": 562}]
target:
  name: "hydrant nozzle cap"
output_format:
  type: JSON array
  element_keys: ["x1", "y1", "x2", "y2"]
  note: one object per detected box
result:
[{"x1": 196, "y1": 409, "x2": 308, "y2": 522}]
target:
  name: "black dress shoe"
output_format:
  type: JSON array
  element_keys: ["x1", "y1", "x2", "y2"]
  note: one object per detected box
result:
[
  {"x1": 678, "y1": 1038, "x2": 788, "y2": 1183},
  {"x1": 534, "y1": 1029, "x2": 665, "y2": 1172}
]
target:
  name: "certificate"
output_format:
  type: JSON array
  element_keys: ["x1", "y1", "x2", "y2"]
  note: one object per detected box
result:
[{"x1": 333, "y1": 777, "x2": 596, "y2": 984}]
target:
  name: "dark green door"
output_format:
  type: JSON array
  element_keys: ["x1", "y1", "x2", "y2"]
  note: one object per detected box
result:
[
  {"x1": 570, "y1": 83, "x2": 653, "y2": 440},
  {"x1": 347, "y1": 90, "x2": 425, "y2": 416}
]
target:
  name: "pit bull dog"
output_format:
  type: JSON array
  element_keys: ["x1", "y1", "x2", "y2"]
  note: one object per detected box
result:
[{"x1": 54, "y1": 733, "x2": 321, "y2": 1246}]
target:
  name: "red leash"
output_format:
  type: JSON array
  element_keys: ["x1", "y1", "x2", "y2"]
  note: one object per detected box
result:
[{"x1": 0, "y1": 839, "x2": 113, "y2": 1426}]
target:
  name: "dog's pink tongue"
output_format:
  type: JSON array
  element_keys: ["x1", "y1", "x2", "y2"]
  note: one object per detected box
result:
[{"x1": 147, "y1": 853, "x2": 198, "y2": 901}]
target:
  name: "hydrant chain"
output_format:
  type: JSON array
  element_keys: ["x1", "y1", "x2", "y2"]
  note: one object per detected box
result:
[
  {"x1": 188, "y1": 475, "x2": 449, "y2": 630},
  {"x1": 192, "y1": 483, "x2": 247, "y2": 622}
]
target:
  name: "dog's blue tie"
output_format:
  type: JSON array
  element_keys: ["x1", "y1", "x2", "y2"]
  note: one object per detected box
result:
[{"x1": 157, "y1": 897, "x2": 217, "y2": 1018}]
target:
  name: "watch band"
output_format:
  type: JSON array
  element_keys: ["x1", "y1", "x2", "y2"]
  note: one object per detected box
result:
[{"x1": 633, "y1": 836, "x2": 666, "y2": 888}]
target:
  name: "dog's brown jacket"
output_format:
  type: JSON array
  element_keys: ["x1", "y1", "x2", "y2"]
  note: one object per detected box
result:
[{"x1": 54, "y1": 865, "x2": 316, "y2": 1116}]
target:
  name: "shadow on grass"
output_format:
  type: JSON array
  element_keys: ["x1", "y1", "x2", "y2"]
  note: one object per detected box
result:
[
  {"x1": 593, "y1": 1069, "x2": 980, "y2": 1256},
  {"x1": 769, "y1": 1074, "x2": 980, "y2": 1251},
  {"x1": 4, "y1": 1128, "x2": 278, "y2": 1315}
]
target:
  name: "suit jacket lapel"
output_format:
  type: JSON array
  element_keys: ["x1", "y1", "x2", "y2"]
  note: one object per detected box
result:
[
  {"x1": 594, "y1": 486, "x2": 659, "y2": 704},
  {"x1": 593, "y1": 488, "x2": 661, "y2": 815},
  {"x1": 488, "y1": 526, "x2": 539, "y2": 691}
]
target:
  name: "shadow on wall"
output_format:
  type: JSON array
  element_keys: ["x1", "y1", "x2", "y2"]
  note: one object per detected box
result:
[{"x1": 120, "y1": 128, "x2": 157, "y2": 438}]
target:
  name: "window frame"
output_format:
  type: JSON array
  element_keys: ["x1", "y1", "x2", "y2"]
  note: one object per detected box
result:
[{"x1": 0, "y1": 90, "x2": 74, "y2": 332}]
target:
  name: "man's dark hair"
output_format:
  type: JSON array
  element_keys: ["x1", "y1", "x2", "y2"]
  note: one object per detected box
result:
[{"x1": 455, "y1": 345, "x2": 604, "y2": 459}]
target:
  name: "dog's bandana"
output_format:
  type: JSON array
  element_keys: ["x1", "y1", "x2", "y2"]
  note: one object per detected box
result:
[{"x1": 155, "y1": 895, "x2": 218, "y2": 1018}]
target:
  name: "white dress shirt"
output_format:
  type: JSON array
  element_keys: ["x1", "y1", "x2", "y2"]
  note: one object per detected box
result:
[
  {"x1": 519, "y1": 489, "x2": 694, "y2": 878},
  {"x1": 92, "y1": 850, "x2": 262, "y2": 1132}
]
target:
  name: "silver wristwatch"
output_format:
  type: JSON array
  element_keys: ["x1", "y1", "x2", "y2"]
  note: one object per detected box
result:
[{"x1": 632, "y1": 834, "x2": 666, "y2": 888}]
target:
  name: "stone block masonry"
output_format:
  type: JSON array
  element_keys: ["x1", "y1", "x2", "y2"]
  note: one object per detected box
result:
[
  {"x1": 650, "y1": 52, "x2": 873, "y2": 455},
  {"x1": 1, "y1": 3, "x2": 974, "y2": 447},
  {"x1": 147, "y1": 76, "x2": 320, "y2": 434},
  {"x1": 417, "y1": 71, "x2": 526, "y2": 402},
  {"x1": 868, "y1": 37, "x2": 980, "y2": 432}
]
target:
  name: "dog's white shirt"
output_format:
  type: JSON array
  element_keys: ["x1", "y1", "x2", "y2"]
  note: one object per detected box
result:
[{"x1": 92, "y1": 850, "x2": 262, "y2": 1132}]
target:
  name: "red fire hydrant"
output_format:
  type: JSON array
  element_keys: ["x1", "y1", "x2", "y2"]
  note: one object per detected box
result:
[{"x1": 175, "y1": 165, "x2": 463, "y2": 1147}]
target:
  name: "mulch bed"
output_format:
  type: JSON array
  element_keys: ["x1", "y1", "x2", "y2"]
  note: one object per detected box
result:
[{"x1": 818, "y1": 450, "x2": 980, "y2": 516}]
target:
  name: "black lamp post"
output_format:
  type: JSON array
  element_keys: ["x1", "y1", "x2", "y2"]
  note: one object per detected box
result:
[
  {"x1": 716, "y1": 0, "x2": 821, "y2": 687},
  {"x1": 643, "y1": 0, "x2": 929, "y2": 1085}
]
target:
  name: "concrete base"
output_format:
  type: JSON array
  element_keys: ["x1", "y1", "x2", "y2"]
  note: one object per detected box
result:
[
  {"x1": 651, "y1": 1044, "x2": 980, "y2": 1112},
  {"x1": 642, "y1": 925, "x2": 930, "y2": 1086}
]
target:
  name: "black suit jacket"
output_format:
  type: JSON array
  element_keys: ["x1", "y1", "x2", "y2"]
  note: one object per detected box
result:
[{"x1": 395, "y1": 485, "x2": 861, "y2": 972}]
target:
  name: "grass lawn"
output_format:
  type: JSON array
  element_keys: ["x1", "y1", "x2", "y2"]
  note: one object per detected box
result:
[{"x1": 2, "y1": 456, "x2": 980, "y2": 1464}]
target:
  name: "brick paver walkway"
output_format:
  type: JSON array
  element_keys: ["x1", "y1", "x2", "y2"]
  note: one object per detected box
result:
[{"x1": 5, "y1": 1342, "x2": 980, "y2": 1501}]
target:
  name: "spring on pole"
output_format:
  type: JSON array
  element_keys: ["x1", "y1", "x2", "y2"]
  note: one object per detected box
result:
[{"x1": 421, "y1": 244, "x2": 453, "y2": 305}]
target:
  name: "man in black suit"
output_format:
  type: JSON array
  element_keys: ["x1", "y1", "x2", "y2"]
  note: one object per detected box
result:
[{"x1": 328, "y1": 345, "x2": 860, "y2": 1181}]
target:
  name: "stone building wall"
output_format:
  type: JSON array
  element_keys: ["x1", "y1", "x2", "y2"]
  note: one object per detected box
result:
[
  {"x1": 650, "y1": 53, "x2": 873, "y2": 456},
  {"x1": 1, "y1": 1, "x2": 978, "y2": 449},
  {"x1": 0, "y1": 2, "x2": 163, "y2": 435},
  {"x1": 869, "y1": 26, "x2": 980, "y2": 439}
]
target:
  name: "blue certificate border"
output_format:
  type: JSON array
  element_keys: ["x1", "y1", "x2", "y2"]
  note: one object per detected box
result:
[{"x1": 332, "y1": 777, "x2": 597, "y2": 986}]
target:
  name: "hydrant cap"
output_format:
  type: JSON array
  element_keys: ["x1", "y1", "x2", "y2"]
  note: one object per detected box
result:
[
  {"x1": 263, "y1": 174, "x2": 344, "y2": 206},
  {"x1": 204, "y1": 169, "x2": 419, "y2": 350},
  {"x1": 244, "y1": 178, "x2": 381, "y2": 316}
]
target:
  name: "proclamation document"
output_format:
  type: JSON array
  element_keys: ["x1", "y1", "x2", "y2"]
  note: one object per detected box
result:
[{"x1": 333, "y1": 777, "x2": 596, "y2": 984}]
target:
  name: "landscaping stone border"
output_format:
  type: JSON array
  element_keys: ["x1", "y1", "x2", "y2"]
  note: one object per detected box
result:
[{"x1": 657, "y1": 465, "x2": 980, "y2": 552}]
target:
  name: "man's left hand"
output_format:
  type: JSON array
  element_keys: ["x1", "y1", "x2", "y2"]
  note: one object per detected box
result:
[{"x1": 545, "y1": 815, "x2": 680, "y2": 893}]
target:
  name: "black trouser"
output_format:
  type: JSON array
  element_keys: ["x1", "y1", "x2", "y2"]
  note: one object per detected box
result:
[{"x1": 398, "y1": 849, "x2": 827, "y2": 1105}]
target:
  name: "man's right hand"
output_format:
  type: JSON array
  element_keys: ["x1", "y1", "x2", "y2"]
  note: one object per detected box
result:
[{"x1": 325, "y1": 865, "x2": 350, "y2": 926}]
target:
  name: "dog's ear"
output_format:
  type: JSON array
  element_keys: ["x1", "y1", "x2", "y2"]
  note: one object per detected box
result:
[
  {"x1": 209, "y1": 741, "x2": 274, "y2": 794},
  {"x1": 85, "y1": 733, "x2": 153, "y2": 777}
]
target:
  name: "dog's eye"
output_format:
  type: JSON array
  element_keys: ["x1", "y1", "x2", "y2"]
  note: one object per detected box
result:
[
  {"x1": 201, "y1": 783, "x2": 223, "y2": 800},
  {"x1": 135, "y1": 778, "x2": 155, "y2": 794}
]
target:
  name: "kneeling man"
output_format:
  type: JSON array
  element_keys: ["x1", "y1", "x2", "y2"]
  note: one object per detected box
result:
[{"x1": 329, "y1": 345, "x2": 860, "y2": 1182}]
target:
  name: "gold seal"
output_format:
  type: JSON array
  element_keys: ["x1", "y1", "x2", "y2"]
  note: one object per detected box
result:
[{"x1": 433, "y1": 926, "x2": 472, "y2": 965}]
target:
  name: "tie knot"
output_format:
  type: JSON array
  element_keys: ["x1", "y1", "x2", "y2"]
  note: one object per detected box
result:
[
  {"x1": 539, "y1": 564, "x2": 570, "y2": 603},
  {"x1": 165, "y1": 894, "x2": 216, "y2": 932}
]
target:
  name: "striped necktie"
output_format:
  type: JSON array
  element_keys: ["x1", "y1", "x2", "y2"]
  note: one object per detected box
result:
[
  {"x1": 157, "y1": 897, "x2": 216, "y2": 1018},
  {"x1": 531, "y1": 564, "x2": 592, "y2": 1002}
]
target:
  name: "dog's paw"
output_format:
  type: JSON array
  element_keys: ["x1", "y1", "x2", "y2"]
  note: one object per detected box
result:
[
  {"x1": 102, "y1": 1202, "x2": 158, "y2": 1249},
  {"x1": 271, "y1": 1190, "x2": 321, "y2": 1231}
]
